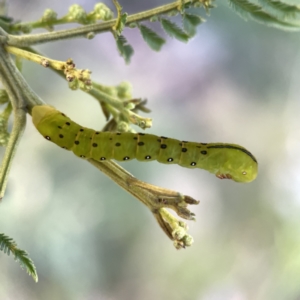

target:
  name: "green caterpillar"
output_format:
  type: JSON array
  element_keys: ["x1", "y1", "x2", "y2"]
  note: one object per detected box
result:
[{"x1": 32, "y1": 105, "x2": 258, "y2": 183}]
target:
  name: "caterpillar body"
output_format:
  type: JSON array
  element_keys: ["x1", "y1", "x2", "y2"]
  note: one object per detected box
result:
[{"x1": 32, "y1": 105, "x2": 258, "y2": 183}]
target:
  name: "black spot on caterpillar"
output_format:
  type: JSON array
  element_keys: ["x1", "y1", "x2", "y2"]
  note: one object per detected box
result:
[{"x1": 32, "y1": 106, "x2": 258, "y2": 182}]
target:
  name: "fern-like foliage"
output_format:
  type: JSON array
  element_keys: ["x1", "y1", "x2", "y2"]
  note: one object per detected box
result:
[
  {"x1": 139, "y1": 25, "x2": 166, "y2": 51},
  {"x1": 0, "y1": 1, "x2": 212, "y2": 64},
  {"x1": 0, "y1": 233, "x2": 38, "y2": 282},
  {"x1": 227, "y1": 0, "x2": 300, "y2": 30},
  {"x1": 183, "y1": 13, "x2": 206, "y2": 36},
  {"x1": 115, "y1": 35, "x2": 134, "y2": 64},
  {"x1": 160, "y1": 18, "x2": 190, "y2": 42},
  {"x1": 136, "y1": 13, "x2": 206, "y2": 53}
]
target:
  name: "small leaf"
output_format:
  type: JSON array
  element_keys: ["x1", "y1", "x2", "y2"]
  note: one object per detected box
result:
[
  {"x1": 139, "y1": 25, "x2": 166, "y2": 51},
  {"x1": 115, "y1": 35, "x2": 134, "y2": 64},
  {"x1": 14, "y1": 248, "x2": 38, "y2": 282},
  {"x1": 0, "y1": 233, "x2": 38, "y2": 282},
  {"x1": 228, "y1": 0, "x2": 261, "y2": 16},
  {"x1": 160, "y1": 18, "x2": 190, "y2": 42},
  {"x1": 227, "y1": 0, "x2": 300, "y2": 30},
  {"x1": 184, "y1": 13, "x2": 205, "y2": 26},
  {"x1": 251, "y1": 9, "x2": 300, "y2": 30},
  {"x1": 268, "y1": 0, "x2": 299, "y2": 12},
  {"x1": 183, "y1": 13, "x2": 205, "y2": 36},
  {"x1": 254, "y1": 0, "x2": 300, "y2": 21}
]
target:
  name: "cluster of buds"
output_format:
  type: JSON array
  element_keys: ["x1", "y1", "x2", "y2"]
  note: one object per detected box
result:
[{"x1": 63, "y1": 59, "x2": 92, "y2": 91}]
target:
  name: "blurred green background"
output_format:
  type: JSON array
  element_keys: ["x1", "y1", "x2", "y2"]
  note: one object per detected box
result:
[{"x1": 1, "y1": 1, "x2": 300, "y2": 299}]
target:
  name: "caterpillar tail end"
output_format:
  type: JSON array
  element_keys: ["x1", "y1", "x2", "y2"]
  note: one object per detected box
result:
[{"x1": 32, "y1": 105, "x2": 57, "y2": 127}]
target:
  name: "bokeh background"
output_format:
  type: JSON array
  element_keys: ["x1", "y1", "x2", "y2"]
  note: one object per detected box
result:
[{"x1": 1, "y1": 1, "x2": 300, "y2": 299}]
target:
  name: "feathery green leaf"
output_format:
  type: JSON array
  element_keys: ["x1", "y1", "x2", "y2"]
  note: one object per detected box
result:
[
  {"x1": 227, "y1": 0, "x2": 261, "y2": 20},
  {"x1": 281, "y1": 0, "x2": 300, "y2": 5},
  {"x1": 257, "y1": 0, "x2": 300, "y2": 21},
  {"x1": 250, "y1": 9, "x2": 300, "y2": 29},
  {"x1": 183, "y1": 13, "x2": 205, "y2": 37},
  {"x1": 115, "y1": 35, "x2": 134, "y2": 64},
  {"x1": 160, "y1": 18, "x2": 190, "y2": 42},
  {"x1": 0, "y1": 233, "x2": 38, "y2": 282},
  {"x1": 227, "y1": 0, "x2": 300, "y2": 30},
  {"x1": 267, "y1": 0, "x2": 300, "y2": 13},
  {"x1": 139, "y1": 25, "x2": 166, "y2": 51}
]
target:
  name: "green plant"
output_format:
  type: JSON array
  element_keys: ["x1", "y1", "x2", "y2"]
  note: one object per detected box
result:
[{"x1": 0, "y1": 0, "x2": 299, "y2": 282}]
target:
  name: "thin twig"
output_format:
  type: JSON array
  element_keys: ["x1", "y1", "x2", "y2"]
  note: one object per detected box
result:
[
  {"x1": 0, "y1": 45, "x2": 26, "y2": 199},
  {"x1": 5, "y1": 0, "x2": 195, "y2": 47},
  {"x1": 5, "y1": 45, "x2": 65, "y2": 70},
  {"x1": 89, "y1": 87, "x2": 152, "y2": 129},
  {"x1": 87, "y1": 158, "x2": 199, "y2": 248},
  {"x1": 6, "y1": 46, "x2": 151, "y2": 129}
]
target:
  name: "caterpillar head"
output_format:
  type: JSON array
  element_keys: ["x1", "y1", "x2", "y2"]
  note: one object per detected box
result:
[{"x1": 216, "y1": 145, "x2": 258, "y2": 183}]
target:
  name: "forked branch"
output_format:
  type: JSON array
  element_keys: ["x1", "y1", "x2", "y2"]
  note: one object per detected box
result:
[{"x1": 88, "y1": 159, "x2": 199, "y2": 249}]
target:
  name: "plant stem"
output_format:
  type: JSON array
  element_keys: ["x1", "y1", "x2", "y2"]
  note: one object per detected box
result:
[
  {"x1": 6, "y1": 0, "x2": 196, "y2": 47},
  {"x1": 87, "y1": 158, "x2": 199, "y2": 248},
  {"x1": 5, "y1": 45, "x2": 65, "y2": 70},
  {"x1": 0, "y1": 45, "x2": 26, "y2": 199},
  {"x1": 89, "y1": 87, "x2": 152, "y2": 129}
]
